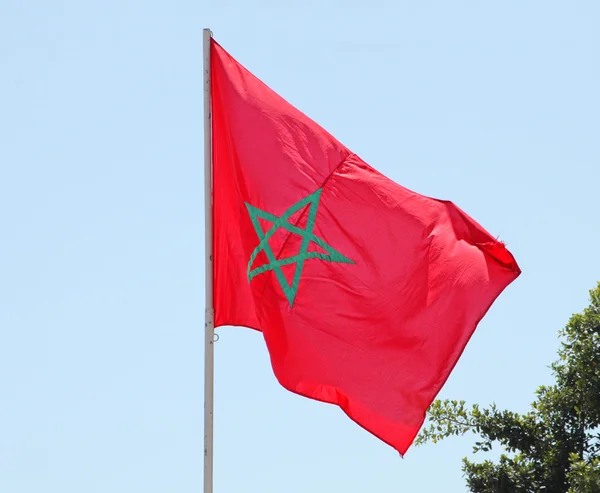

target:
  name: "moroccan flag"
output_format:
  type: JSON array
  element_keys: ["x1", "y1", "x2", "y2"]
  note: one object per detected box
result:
[{"x1": 210, "y1": 38, "x2": 520, "y2": 456}]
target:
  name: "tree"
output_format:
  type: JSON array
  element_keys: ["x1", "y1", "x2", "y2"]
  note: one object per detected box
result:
[{"x1": 416, "y1": 283, "x2": 600, "y2": 492}]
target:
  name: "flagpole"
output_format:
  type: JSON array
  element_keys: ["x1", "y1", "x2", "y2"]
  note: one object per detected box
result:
[{"x1": 202, "y1": 27, "x2": 215, "y2": 493}]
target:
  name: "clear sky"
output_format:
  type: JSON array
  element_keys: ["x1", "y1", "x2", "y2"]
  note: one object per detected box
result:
[{"x1": 1, "y1": 1, "x2": 599, "y2": 492}]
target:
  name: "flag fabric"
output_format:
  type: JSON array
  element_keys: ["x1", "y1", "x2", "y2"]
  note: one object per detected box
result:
[{"x1": 210, "y1": 38, "x2": 520, "y2": 456}]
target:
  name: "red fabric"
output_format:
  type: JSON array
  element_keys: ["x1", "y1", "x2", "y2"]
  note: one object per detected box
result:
[{"x1": 211, "y1": 39, "x2": 520, "y2": 456}]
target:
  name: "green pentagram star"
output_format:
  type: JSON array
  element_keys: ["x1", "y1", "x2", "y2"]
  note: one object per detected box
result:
[{"x1": 245, "y1": 188, "x2": 354, "y2": 307}]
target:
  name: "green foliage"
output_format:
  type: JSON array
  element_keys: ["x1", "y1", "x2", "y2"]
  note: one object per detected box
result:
[
  {"x1": 567, "y1": 455, "x2": 600, "y2": 493},
  {"x1": 416, "y1": 283, "x2": 600, "y2": 492}
]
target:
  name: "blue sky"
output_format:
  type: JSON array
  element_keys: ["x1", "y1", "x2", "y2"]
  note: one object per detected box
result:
[{"x1": 1, "y1": 1, "x2": 599, "y2": 492}]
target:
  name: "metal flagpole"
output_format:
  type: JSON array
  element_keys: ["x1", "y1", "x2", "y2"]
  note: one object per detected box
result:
[{"x1": 202, "y1": 27, "x2": 215, "y2": 493}]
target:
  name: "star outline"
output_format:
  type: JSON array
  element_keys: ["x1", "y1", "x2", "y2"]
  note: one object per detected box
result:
[{"x1": 245, "y1": 188, "x2": 354, "y2": 307}]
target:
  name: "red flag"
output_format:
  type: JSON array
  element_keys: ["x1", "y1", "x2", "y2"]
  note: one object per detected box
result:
[{"x1": 210, "y1": 39, "x2": 520, "y2": 456}]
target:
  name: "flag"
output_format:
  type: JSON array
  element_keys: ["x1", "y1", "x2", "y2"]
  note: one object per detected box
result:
[{"x1": 210, "y1": 38, "x2": 520, "y2": 456}]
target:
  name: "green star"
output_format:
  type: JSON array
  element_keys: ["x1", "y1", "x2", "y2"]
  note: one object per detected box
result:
[{"x1": 245, "y1": 188, "x2": 354, "y2": 307}]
